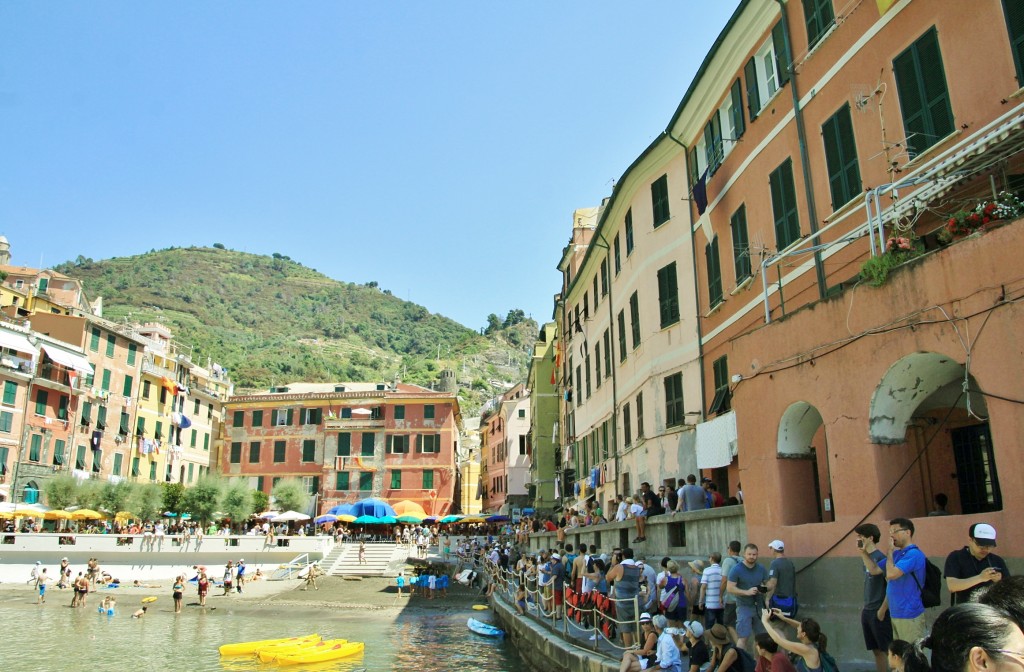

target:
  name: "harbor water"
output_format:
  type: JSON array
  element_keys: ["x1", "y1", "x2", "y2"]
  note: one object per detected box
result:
[{"x1": 0, "y1": 600, "x2": 527, "y2": 671}]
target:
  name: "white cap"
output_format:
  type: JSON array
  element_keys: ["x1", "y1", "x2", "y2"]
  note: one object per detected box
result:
[
  {"x1": 769, "y1": 539, "x2": 785, "y2": 552},
  {"x1": 551, "y1": 553, "x2": 560, "y2": 560},
  {"x1": 971, "y1": 523, "x2": 997, "y2": 547},
  {"x1": 639, "y1": 612, "x2": 653, "y2": 622}
]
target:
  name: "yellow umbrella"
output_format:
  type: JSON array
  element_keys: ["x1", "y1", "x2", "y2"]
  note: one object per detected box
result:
[
  {"x1": 336, "y1": 514, "x2": 357, "y2": 523},
  {"x1": 13, "y1": 508, "x2": 43, "y2": 517},
  {"x1": 114, "y1": 511, "x2": 135, "y2": 522},
  {"x1": 44, "y1": 510, "x2": 73, "y2": 520},
  {"x1": 71, "y1": 509, "x2": 105, "y2": 520},
  {"x1": 391, "y1": 500, "x2": 427, "y2": 518},
  {"x1": 460, "y1": 516, "x2": 486, "y2": 523}
]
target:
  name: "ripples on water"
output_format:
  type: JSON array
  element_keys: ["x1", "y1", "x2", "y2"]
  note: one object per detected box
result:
[{"x1": 0, "y1": 599, "x2": 522, "y2": 671}]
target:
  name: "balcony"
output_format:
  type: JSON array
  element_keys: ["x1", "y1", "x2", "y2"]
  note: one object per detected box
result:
[{"x1": 142, "y1": 360, "x2": 176, "y2": 379}]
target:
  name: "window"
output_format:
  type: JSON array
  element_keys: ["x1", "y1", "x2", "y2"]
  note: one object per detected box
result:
[
  {"x1": 769, "y1": 158, "x2": 801, "y2": 250},
  {"x1": 387, "y1": 435, "x2": 409, "y2": 454},
  {"x1": 233, "y1": 410, "x2": 244, "y2": 428},
  {"x1": 822, "y1": 104, "x2": 862, "y2": 209},
  {"x1": 105, "y1": 333, "x2": 116, "y2": 357},
  {"x1": 636, "y1": 392, "x2": 645, "y2": 439},
  {"x1": 664, "y1": 373, "x2": 685, "y2": 428},
  {"x1": 624, "y1": 292, "x2": 638, "y2": 348},
  {"x1": 341, "y1": 407, "x2": 352, "y2": 419},
  {"x1": 38, "y1": 277, "x2": 48, "y2": 292},
  {"x1": 584, "y1": 352, "x2": 592, "y2": 398},
  {"x1": 273, "y1": 440, "x2": 286, "y2": 463},
  {"x1": 418, "y1": 434, "x2": 440, "y2": 453},
  {"x1": 575, "y1": 364, "x2": 582, "y2": 407},
  {"x1": 272, "y1": 408, "x2": 293, "y2": 426},
  {"x1": 101, "y1": 369, "x2": 111, "y2": 392},
  {"x1": 29, "y1": 433, "x2": 42, "y2": 461},
  {"x1": 594, "y1": 342, "x2": 601, "y2": 389},
  {"x1": 706, "y1": 237, "x2": 724, "y2": 308},
  {"x1": 583, "y1": 293, "x2": 589, "y2": 322},
  {"x1": 614, "y1": 234, "x2": 622, "y2": 274},
  {"x1": 3, "y1": 381, "x2": 17, "y2": 406},
  {"x1": 603, "y1": 329, "x2": 612, "y2": 377},
  {"x1": 252, "y1": 410, "x2": 263, "y2": 427},
  {"x1": 338, "y1": 432, "x2": 352, "y2": 456},
  {"x1": 617, "y1": 310, "x2": 627, "y2": 362},
  {"x1": 359, "y1": 472, "x2": 373, "y2": 491},
  {"x1": 361, "y1": 432, "x2": 375, "y2": 456},
  {"x1": 130, "y1": 455, "x2": 139, "y2": 476},
  {"x1": 203, "y1": 433, "x2": 209, "y2": 451},
  {"x1": 193, "y1": 398, "x2": 200, "y2": 415},
  {"x1": 592, "y1": 276, "x2": 598, "y2": 311},
  {"x1": 90, "y1": 327, "x2": 100, "y2": 352},
  {"x1": 704, "y1": 111, "x2": 724, "y2": 175},
  {"x1": 625, "y1": 209, "x2": 635, "y2": 255},
  {"x1": 394, "y1": 405, "x2": 405, "y2": 420},
  {"x1": 370, "y1": 406, "x2": 383, "y2": 420},
  {"x1": 390, "y1": 470, "x2": 402, "y2": 489},
  {"x1": 122, "y1": 374, "x2": 133, "y2": 398},
  {"x1": 0, "y1": 410, "x2": 11, "y2": 433},
  {"x1": 230, "y1": 442, "x2": 242, "y2": 463},
  {"x1": 424, "y1": 404, "x2": 435, "y2": 420},
  {"x1": 303, "y1": 408, "x2": 322, "y2": 425},
  {"x1": 302, "y1": 439, "x2": 315, "y2": 462},
  {"x1": 154, "y1": 419, "x2": 162, "y2": 439},
  {"x1": 35, "y1": 389, "x2": 48, "y2": 416},
  {"x1": 623, "y1": 402, "x2": 632, "y2": 447},
  {"x1": 112, "y1": 452, "x2": 122, "y2": 476},
  {"x1": 518, "y1": 409, "x2": 526, "y2": 418},
  {"x1": 651, "y1": 175, "x2": 671, "y2": 227},
  {"x1": 76, "y1": 445, "x2": 87, "y2": 470},
  {"x1": 159, "y1": 386, "x2": 167, "y2": 405},
  {"x1": 97, "y1": 405, "x2": 107, "y2": 430},
  {"x1": 893, "y1": 28, "x2": 954, "y2": 157},
  {"x1": 127, "y1": 343, "x2": 137, "y2": 365},
  {"x1": 804, "y1": 0, "x2": 835, "y2": 48},
  {"x1": 731, "y1": 205, "x2": 752, "y2": 282},
  {"x1": 710, "y1": 355, "x2": 732, "y2": 415},
  {"x1": 422, "y1": 470, "x2": 434, "y2": 490},
  {"x1": 600, "y1": 258, "x2": 608, "y2": 297},
  {"x1": 119, "y1": 411, "x2": 130, "y2": 435},
  {"x1": 657, "y1": 263, "x2": 680, "y2": 328},
  {"x1": 302, "y1": 476, "x2": 319, "y2": 495},
  {"x1": 335, "y1": 472, "x2": 350, "y2": 490},
  {"x1": 728, "y1": 79, "x2": 746, "y2": 144},
  {"x1": 57, "y1": 395, "x2": 69, "y2": 420},
  {"x1": 188, "y1": 463, "x2": 194, "y2": 483},
  {"x1": 190, "y1": 429, "x2": 197, "y2": 447},
  {"x1": 744, "y1": 23, "x2": 790, "y2": 121},
  {"x1": 136, "y1": 416, "x2": 145, "y2": 436},
  {"x1": 149, "y1": 460, "x2": 156, "y2": 481},
  {"x1": 142, "y1": 380, "x2": 151, "y2": 399},
  {"x1": 1006, "y1": 0, "x2": 1024, "y2": 83}
]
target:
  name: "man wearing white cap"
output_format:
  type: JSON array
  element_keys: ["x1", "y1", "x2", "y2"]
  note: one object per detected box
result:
[
  {"x1": 944, "y1": 523, "x2": 1010, "y2": 605},
  {"x1": 766, "y1": 540, "x2": 796, "y2": 617}
]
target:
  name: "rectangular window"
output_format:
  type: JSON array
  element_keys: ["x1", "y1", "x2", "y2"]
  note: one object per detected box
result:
[
  {"x1": 706, "y1": 237, "x2": 724, "y2": 308},
  {"x1": 2, "y1": 381, "x2": 17, "y2": 406},
  {"x1": 337, "y1": 432, "x2": 352, "y2": 456},
  {"x1": 119, "y1": 411, "x2": 130, "y2": 435},
  {"x1": 603, "y1": 329, "x2": 612, "y2": 377},
  {"x1": 233, "y1": 410, "x2": 244, "y2": 427},
  {"x1": 730, "y1": 205, "x2": 752, "y2": 282},
  {"x1": 359, "y1": 472, "x2": 373, "y2": 491},
  {"x1": 57, "y1": 395, "x2": 69, "y2": 420},
  {"x1": 390, "y1": 470, "x2": 402, "y2": 489},
  {"x1": 273, "y1": 440, "x2": 286, "y2": 463},
  {"x1": 90, "y1": 327, "x2": 100, "y2": 352},
  {"x1": 623, "y1": 401, "x2": 632, "y2": 446},
  {"x1": 418, "y1": 434, "x2": 440, "y2": 454},
  {"x1": 188, "y1": 463, "x2": 194, "y2": 483},
  {"x1": 387, "y1": 435, "x2": 409, "y2": 454},
  {"x1": 249, "y1": 441, "x2": 261, "y2": 463},
  {"x1": 617, "y1": 310, "x2": 627, "y2": 362},
  {"x1": 29, "y1": 433, "x2": 41, "y2": 461},
  {"x1": 584, "y1": 353, "x2": 592, "y2": 398},
  {"x1": 93, "y1": 448, "x2": 102, "y2": 473},
  {"x1": 302, "y1": 439, "x2": 315, "y2": 462},
  {"x1": 594, "y1": 341, "x2": 601, "y2": 389},
  {"x1": 0, "y1": 410, "x2": 12, "y2": 433},
  {"x1": 893, "y1": 27, "x2": 954, "y2": 157},
  {"x1": 251, "y1": 410, "x2": 263, "y2": 427},
  {"x1": 272, "y1": 408, "x2": 292, "y2": 426},
  {"x1": 1006, "y1": 0, "x2": 1024, "y2": 83},
  {"x1": 97, "y1": 405, "x2": 107, "y2": 430},
  {"x1": 127, "y1": 343, "x2": 137, "y2": 365},
  {"x1": 149, "y1": 460, "x2": 156, "y2": 481},
  {"x1": 230, "y1": 442, "x2": 242, "y2": 463},
  {"x1": 101, "y1": 369, "x2": 111, "y2": 392},
  {"x1": 122, "y1": 374, "x2": 133, "y2": 398},
  {"x1": 575, "y1": 364, "x2": 582, "y2": 407},
  {"x1": 423, "y1": 469, "x2": 434, "y2": 490},
  {"x1": 745, "y1": 23, "x2": 789, "y2": 121},
  {"x1": 52, "y1": 439, "x2": 65, "y2": 466},
  {"x1": 704, "y1": 110, "x2": 724, "y2": 175},
  {"x1": 600, "y1": 258, "x2": 608, "y2": 297},
  {"x1": 203, "y1": 433, "x2": 209, "y2": 451},
  {"x1": 361, "y1": 432, "x2": 375, "y2": 456},
  {"x1": 78, "y1": 445, "x2": 88, "y2": 470},
  {"x1": 625, "y1": 209, "x2": 635, "y2": 255},
  {"x1": 35, "y1": 389, "x2": 48, "y2": 416},
  {"x1": 81, "y1": 401, "x2": 92, "y2": 425},
  {"x1": 190, "y1": 429, "x2": 197, "y2": 447},
  {"x1": 131, "y1": 456, "x2": 139, "y2": 476},
  {"x1": 142, "y1": 380, "x2": 151, "y2": 399},
  {"x1": 664, "y1": 373, "x2": 685, "y2": 428},
  {"x1": 335, "y1": 471, "x2": 350, "y2": 490},
  {"x1": 341, "y1": 407, "x2": 352, "y2": 419},
  {"x1": 651, "y1": 174, "x2": 671, "y2": 227},
  {"x1": 657, "y1": 262, "x2": 680, "y2": 328},
  {"x1": 424, "y1": 404, "x2": 435, "y2": 420},
  {"x1": 112, "y1": 452, "x2": 122, "y2": 476},
  {"x1": 193, "y1": 398, "x2": 200, "y2": 415},
  {"x1": 614, "y1": 234, "x2": 622, "y2": 274},
  {"x1": 159, "y1": 386, "x2": 166, "y2": 405},
  {"x1": 822, "y1": 104, "x2": 862, "y2": 209},
  {"x1": 636, "y1": 392, "x2": 645, "y2": 439},
  {"x1": 303, "y1": 407, "x2": 322, "y2": 425},
  {"x1": 729, "y1": 78, "x2": 746, "y2": 142},
  {"x1": 628, "y1": 292, "x2": 641, "y2": 348},
  {"x1": 592, "y1": 276, "x2": 598, "y2": 312},
  {"x1": 710, "y1": 355, "x2": 732, "y2": 415},
  {"x1": 804, "y1": 0, "x2": 835, "y2": 48},
  {"x1": 394, "y1": 405, "x2": 405, "y2": 420},
  {"x1": 105, "y1": 333, "x2": 115, "y2": 357},
  {"x1": 770, "y1": 158, "x2": 801, "y2": 250},
  {"x1": 154, "y1": 419, "x2": 162, "y2": 439}
]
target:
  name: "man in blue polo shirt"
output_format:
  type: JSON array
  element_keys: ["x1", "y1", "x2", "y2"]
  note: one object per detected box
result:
[
  {"x1": 878, "y1": 517, "x2": 926, "y2": 643},
  {"x1": 727, "y1": 542, "x2": 768, "y2": 650}
]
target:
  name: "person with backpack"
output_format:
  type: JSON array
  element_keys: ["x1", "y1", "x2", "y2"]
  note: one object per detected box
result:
[
  {"x1": 879, "y1": 518, "x2": 927, "y2": 643},
  {"x1": 659, "y1": 560, "x2": 687, "y2": 627},
  {"x1": 761, "y1": 609, "x2": 837, "y2": 672},
  {"x1": 707, "y1": 623, "x2": 757, "y2": 672}
]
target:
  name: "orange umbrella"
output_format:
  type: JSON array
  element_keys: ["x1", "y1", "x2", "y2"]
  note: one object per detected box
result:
[{"x1": 391, "y1": 500, "x2": 427, "y2": 518}]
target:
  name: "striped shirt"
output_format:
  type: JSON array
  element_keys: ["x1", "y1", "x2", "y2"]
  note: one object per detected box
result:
[{"x1": 700, "y1": 563, "x2": 724, "y2": 609}]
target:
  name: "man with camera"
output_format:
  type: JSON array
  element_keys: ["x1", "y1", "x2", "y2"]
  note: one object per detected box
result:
[
  {"x1": 944, "y1": 523, "x2": 1010, "y2": 605},
  {"x1": 856, "y1": 523, "x2": 893, "y2": 672},
  {"x1": 726, "y1": 542, "x2": 768, "y2": 650}
]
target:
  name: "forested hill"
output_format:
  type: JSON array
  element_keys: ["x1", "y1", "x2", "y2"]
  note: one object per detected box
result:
[{"x1": 53, "y1": 246, "x2": 535, "y2": 413}]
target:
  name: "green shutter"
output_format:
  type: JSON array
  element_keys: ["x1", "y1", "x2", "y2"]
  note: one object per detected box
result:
[
  {"x1": 822, "y1": 104, "x2": 862, "y2": 209},
  {"x1": 106, "y1": 333, "x2": 115, "y2": 357},
  {"x1": 805, "y1": 0, "x2": 835, "y2": 48},
  {"x1": 112, "y1": 452, "x2": 122, "y2": 476},
  {"x1": 337, "y1": 432, "x2": 351, "y2": 456},
  {"x1": 744, "y1": 57, "x2": 760, "y2": 121},
  {"x1": 617, "y1": 311, "x2": 627, "y2": 361},
  {"x1": 35, "y1": 389, "x2": 48, "y2": 416},
  {"x1": 122, "y1": 374, "x2": 133, "y2": 398},
  {"x1": 286, "y1": 408, "x2": 294, "y2": 425},
  {"x1": 772, "y1": 21, "x2": 791, "y2": 86},
  {"x1": 730, "y1": 79, "x2": 745, "y2": 139},
  {"x1": 336, "y1": 471, "x2": 349, "y2": 490},
  {"x1": 651, "y1": 175, "x2": 670, "y2": 227},
  {"x1": 30, "y1": 434, "x2": 42, "y2": 461},
  {"x1": 361, "y1": 432, "x2": 374, "y2": 456},
  {"x1": 3, "y1": 381, "x2": 16, "y2": 405},
  {"x1": 770, "y1": 159, "x2": 801, "y2": 249},
  {"x1": 101, "y1": 369, "x2": 111, "y2": 391},
  {"x1": 391, "y1": 470, "x2": 401, "y2": 489},
  {"x1": 90, "y1": 327, "x2": 100, "y2": 351},
  {"x1": 707, "y1": 238, "x2": 723, "y2": 307},
  {"x1": 657, "y1": 264, "x2": 679, "y2": 328},
  {"x1": 423, "y1": 470, "x2": 433, "y2": 490},
  {"x1": 1006, "y1": 0, "x2": 1024, "y2": 83},
  {"x1": 127, "y1": 343, "x2": 137, "y2": 365},
  {"x1": 731, "y1": 205, "x2": 752, "y2": 281},
  {"x1": 893, "y1": 28, "x2": 954, "y2": 157}
]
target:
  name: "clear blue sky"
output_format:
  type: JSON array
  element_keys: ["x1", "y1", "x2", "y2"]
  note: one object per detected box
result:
[{"x1": 0, "y1": 2, "x2": 737, "y2": 331}]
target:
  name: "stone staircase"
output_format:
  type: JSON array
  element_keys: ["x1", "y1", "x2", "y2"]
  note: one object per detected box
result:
[
  {"x1": 319, "y1": 540, "x2": 349, "y2": 575},
  {"x1": 330, "y1": 541, "x2": 409, "y2": 577}
]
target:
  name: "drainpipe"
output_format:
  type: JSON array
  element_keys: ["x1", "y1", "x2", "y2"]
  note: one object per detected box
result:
[
  {"x1": 775, "y1": 0, "x2": 827, "y2": 299},
  {"x1": 667, "y1": 132, "x2": 709, "y2": 424},
  {"x1": 592, "y1": 235, "x2": 620, "y2": 500}
]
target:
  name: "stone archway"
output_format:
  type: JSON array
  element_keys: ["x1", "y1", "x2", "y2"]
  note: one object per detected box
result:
[{"x1": 777, "y1": 402, "x2": 832, "y2": 524}]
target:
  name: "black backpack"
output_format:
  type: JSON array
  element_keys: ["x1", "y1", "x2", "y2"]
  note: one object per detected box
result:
[{"x1": 911, "y1": 557, "x2": 943, "y2": 608}]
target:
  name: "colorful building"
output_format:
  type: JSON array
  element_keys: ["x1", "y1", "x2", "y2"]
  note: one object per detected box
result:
[{"x1": 526, "y1": 322, "x2": 559, "y2": 515}]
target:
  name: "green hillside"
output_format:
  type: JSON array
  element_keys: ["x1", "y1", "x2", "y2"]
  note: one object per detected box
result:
[{"x1": 54, "y1": 246, "x2": 534, "y2": 413}]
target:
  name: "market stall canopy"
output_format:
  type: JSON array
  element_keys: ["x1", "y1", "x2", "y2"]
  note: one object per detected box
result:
[{"x1": 353, "y1": 515, "x2": 381, "y2": 524}]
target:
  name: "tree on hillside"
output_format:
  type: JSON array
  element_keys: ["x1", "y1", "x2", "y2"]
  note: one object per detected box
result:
[
  {"x1": 484, "y1": 313, "x2": 502, "y2": 335},
  {"x1": 221, "y1": 480, "x2": 255, "y2": 524},
  {"x1": 271, "y1": 478, "x2": 310, "y2": 514},
  {"x1": 43, "y1": 474, "x2": 78, "y2": 509},
  {"x1": 183, "y1": 475, "x2": 224, "y2": 523},
  {"x1": 503, "y1": 308, "x2": 526, "y2": 327}
]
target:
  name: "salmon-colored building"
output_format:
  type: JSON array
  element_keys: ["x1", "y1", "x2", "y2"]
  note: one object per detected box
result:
[
  {"x1": 480, "y1": 384, "x2": 531, "y2": 514},
  {"x1": 223, "y1": 382, "x2": 461, "y2": 516}
]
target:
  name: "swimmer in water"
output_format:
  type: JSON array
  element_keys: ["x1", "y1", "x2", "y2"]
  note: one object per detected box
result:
[{"x1": 132, "y1": 606, "x2": 147, "y2": 618}]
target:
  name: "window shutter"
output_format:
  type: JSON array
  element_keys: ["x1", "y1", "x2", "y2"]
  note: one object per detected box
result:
[
  {"x1": 917, "y1": 29, "x2": 954, "y2": 143},
  {"x1": 772, "y1": 21, "x2": 791, "y2": 86},
  {"x1": 731, "y1": 205, "x2": 752, "y2": 281},
  {"x1": 711, "y1": 110, "x2": 723, "y2": 171},
  {"x1": 730, "y1": 79, "x2": 745, "y2": 139},
  {"x1": 416, "y1": 435, "x2": 423, "y2": 453},
  {"x1": 822, "y1": 112, "x2": 845, "y2": 209},
  {"x1": 1005, "y1": 0, "x2": 1024, "y2": 83},
  {"x1": 744, "y1": 57, "x2": 760, "y2": 121},
  {"x1": 312, "y1": 476, "x2": 319, "y2": 494},
  {"x1": 770, "y1": 159, "x2": 801, "y2": 249},
  {"x1": 687, "y1": 146, "x2": 699, "y2": 188},
  {"x1": 286, "y1": 408, "x2": 294, "y2": 425},
  {"x1": 706, "y1": 238, "x2": 723, "y2": 307}
]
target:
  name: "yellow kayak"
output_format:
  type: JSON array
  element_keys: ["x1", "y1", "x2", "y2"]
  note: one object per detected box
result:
[
  {"x1": 257, "y1": 638, "x2": 343, "y2": 663},
  {"x1": 277, "y1": 641, "x2": 364, "y2": 665},
  {"x1": 218, "y1": 633, "x2": 319, "y2": 656}
]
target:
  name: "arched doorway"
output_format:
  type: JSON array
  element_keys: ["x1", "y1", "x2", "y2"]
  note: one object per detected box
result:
[
  {"x1": 868, "y1": 352, "x2": 998, "y2": 516},
  {"x1": 23, "y1": 480, "x2": 40, "y2": 504},
  {"x1": 777, "y1": 402, "x2": 833, "y2": 524}
]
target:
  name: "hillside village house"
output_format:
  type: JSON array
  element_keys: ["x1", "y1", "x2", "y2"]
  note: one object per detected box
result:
[{"x1": 479, "y1": 383, "x2": 531, "y2": 515}]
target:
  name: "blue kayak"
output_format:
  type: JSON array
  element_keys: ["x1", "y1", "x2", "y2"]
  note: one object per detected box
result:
[{"x1": 467, "y1": 617, "x2": 504, "y2": 637}]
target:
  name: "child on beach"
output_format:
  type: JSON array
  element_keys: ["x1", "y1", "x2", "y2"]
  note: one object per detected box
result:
[
  {"x1": 173, "y1": 576, "x2": 184, "y2": 613},
  {"x1": 132, "y1": 606, "x2": 147, "y2": 618},
  {"x1": 36, "y1": 568, "x2": 49, "y2": 604},
  {"x1": 358, "y1": 540, "x2": 366, "y2": 564},
  {"x1": 396, "y1": 572, "x2": 405, "y2": 596}
]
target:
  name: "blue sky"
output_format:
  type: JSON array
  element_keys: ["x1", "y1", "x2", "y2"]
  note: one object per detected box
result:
[{"x1": 0, "y1": 2, "x2": 737, "y2": 331}]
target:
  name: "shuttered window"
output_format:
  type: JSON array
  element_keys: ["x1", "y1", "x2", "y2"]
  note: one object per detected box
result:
[
  {"x1": 629, "y1": 292, "x2": 642, "y2": 348},
  {"x1": 657, "y1": 263, "x2": 680, "y2": 328},
  {"x1": 893, "y1": 27, "x2": 954, "y2": 157},
  {"x1": 822, "y1": 104, "x2": 862, "y2": 209},
  {"x1": 651, "y1": 175, "x2": 671, "y2": 227},
  {"x1": 744, "y1": 57, "x2": 761, "y2": 121},
  {"x1": 625, "y1": 209, "x2": 635, "y2": 254},
  {"x1": 706, "y1": 238, "x2": 724, "y2": 308},
  {"x1": 359, "y1": 472, "x2": 373, "y2": 491},
  {"x1": 1005, "y1": 0, "x2": 1024, "y2": 83},
  {"x1": 273, "y1": 440, "x2": 286, "y2": 463},
  {"x1": 664, "y1": 373, "x2": 684, "y2": 428},
  {"x1": 230, "y1": 442, "x2": 242, "y2": 464},
  {"x1": 770, "y1": 159, "x2": 801, "y2": 250},
  {"x1": 704, "y1": 111, "x2": 724, "y2": 175},
  {"x1": 336, "y1": 472, "x2": 349, "y2": 490},
  {"x1": 731, "y1": 205, "x2": 752, "y2": 282},
  {"x1": 361, "y1": 432, "x2": 375, "y2": 456},
  {"x1": 730, "y1": 79, "x2": 745, "y2": 140},
  {"x1": 617, "y1": 310, "x2": 627, "y2": 362},
  {"x1": 804, "y1": 0, "x2": 835, "y2": 48},
  {"x1": 302, "y1": 439, "x2": 315, "y2": 462}
]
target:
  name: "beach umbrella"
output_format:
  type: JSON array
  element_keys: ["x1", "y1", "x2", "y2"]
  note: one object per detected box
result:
[
  {"x1": 397, "y1": 514, "x2": 425, "y2": 523},
  {"x1": 114, "y1": 511, "x2": 135, "y2": 522},
  {"x1": 336, "y1": 514, "x2": 357, "y2": 523},
  {"x1": 314, "y1": 514, "x2": 338, "y2": 524},
  {"x1": 423, "y1": 516, "x2": 438, "y2": 523},
  {"x1": 440, "y1": 515, "x2": 463, "y2": 524},
  {"x1": 391, "y1": 500, "x2": 427, "y2": 518},
  {"x1": 486, "y1": 515, "x2": 510, "y2": 523},
  {"x1": 71, "y1": 509, "x2": 105, "y2": 520},
  {"x1": 377, "y1": 515, "x2": 398, "y2": 524},
  {"x1": 460, "y1": 515, "x2": 486, "y2": 523},
  {"x1": 326, "y1": 503, "x2": 356, "y2": 517},
  {"x1": 255, "y1": 510, "x2": 279, "y2": 519},
  {"x1": 351, "y1": 497, "x2": 396, "y2": 518},
  {"x1": 272, "y1": 510, "x2": 311, "y2": 522},
  {"x1": 44, "y1": 510, "x2": 73, "y2": 520},
  {"x1": 353, "y1": 515, "x2": 380, "y2": 524},
  {"x1": 13, "y1": 507, "x2": 44, "y2": 517}
]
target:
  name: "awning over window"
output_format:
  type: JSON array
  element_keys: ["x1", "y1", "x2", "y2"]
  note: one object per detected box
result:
[
  {"x1": 41, "y1": 345, "x2": 94, "y2": 374},
  {"x1": 695, "y1": 411, "x2": 738, "y2": 470},
  {"x1": 0, "y1": 329, "x2": 37, "y2": 357}
]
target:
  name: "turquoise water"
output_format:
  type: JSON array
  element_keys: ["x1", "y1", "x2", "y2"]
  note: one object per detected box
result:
[{"x1": 0, "y1": 600, "x2": 523, "y2": 671}]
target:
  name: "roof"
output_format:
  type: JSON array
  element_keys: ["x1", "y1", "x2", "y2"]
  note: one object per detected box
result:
[{"x1": 0, "y1": 265, "x2": 73, "y2": 280}]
